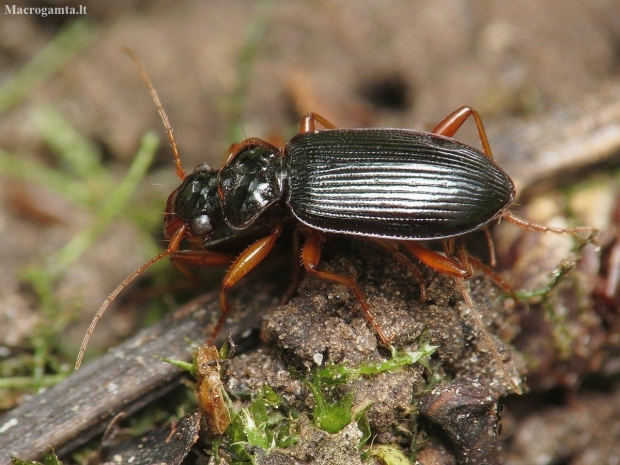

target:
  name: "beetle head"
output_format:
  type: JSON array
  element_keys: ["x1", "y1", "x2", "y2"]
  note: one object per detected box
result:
[{"x1": 164, "y1": 163, "x2": 223, "y2": 240}]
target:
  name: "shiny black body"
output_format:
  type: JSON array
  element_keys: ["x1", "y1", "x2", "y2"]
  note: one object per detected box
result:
[
  {"x1": 285, "y1": 129, "x2": 515, "y2": 240},
  {"x1": 169, "y1": 128, "x2": 515, "y2": 244}
]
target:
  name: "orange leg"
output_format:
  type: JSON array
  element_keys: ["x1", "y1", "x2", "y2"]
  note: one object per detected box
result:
[
  {"x1": 501, "y1": 210, "x2": 597, "y2": 240},
  {"x1": 466, "y1": 254, "x2": 516, "y2": 298},
  {"x1": 301, "y1": 230, "x2": 390, "y2": 345},
  {"x1": 453, "y1": 277, "x2": 522, "y2": 394},
  {"x1": 482, "y1": 227, "x2": 497, "y2": 268},
  {"x1": 395, "y1": 237, "x2": 522, "y2": 392},
  {"x1": 280, "y1": 226, "x2": 305, "y2": 304},
  {"x1": 207, "y1": 223, "x2": 283, "y2": 343},
  {"x1": 450, "y1": 238, "x2": 514, "y2": 297},
  {"x1": 442, "y1": 238, "x2": 455, "y2": 257},
  {"x1": 401, "y1": 237, "x2": 522, "y2": 393},
  {"x1": 171, "y1": 249, "x2": 235, "y2": 268},
  {"x1": 431, "y1": 106, "x2": 494, "y2": 160},
  {"x1": 399, "y1": 241, "x2": 472, "y2": 279},
  {"x1": 372, "y1": 239, "x2": 428, "y2": 301},
  {"x1": 299, "y1": 112, "x2": 337, "y2": 133}
]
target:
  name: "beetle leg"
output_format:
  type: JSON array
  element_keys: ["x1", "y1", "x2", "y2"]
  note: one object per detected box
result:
[
  {"x1": 502, "y1": 211, "x2": 597, "y2": 241},
  {"x1": 402, "y1": 239, "x2": 522, "y2": 392},
  {"x1": 171, "y1": 260, "x2": 194, "y2": 279},
  {"x1": 300, "y1": 112, "x2": 337, "y2": 133},
  {"x1": 168, "y1": 250, "x2": 236, "y2": 295},
  {"x1": 372, "y1": 239, "x2": 428, "y2": 301},
  {"x1": 465, "y1": 254, "x2": 517, "y2": 298},
  {"x1": 208, "y1": 223, "x2": 283, "y2": 343},
  {"x1": 432, "y1": 106, "x2": 494, "y2": 160},
  {"x1": 442, "y1": 238, "x2": 456, "y2": 257},
  {"x1": 454, "y1": 239, "x2": 515, "y2": 297},
  {"x1": 482, "y1": 227, "x2": 497, "y2": 268},
  {"x1": 301, "y1": 230, "x2": 390, "y2": 345},
  {"x1": 399, "y1": 241, "x2": 472, "y2": 279},
  {"x1": 280, "y1": 226, "x2": 305, "y2": 304},
  {"x1": 170, "y1": 249, "x2": 236, "y2": 268},
  {"x1": 453, "y1": 277, "x2": 523, "y2": 394}
]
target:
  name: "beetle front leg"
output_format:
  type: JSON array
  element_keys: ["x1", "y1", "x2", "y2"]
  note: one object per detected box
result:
[
  {"x1": 170, "y1": 249, "x2": 235, "y2": 268},
  {"x1": 169, "y1": 249, "x2": 236, "y2": 283},
  {"x1": 432, "y1": 106, "x2": 494, "y2": 160},
  {"x1": 207, "y1": 223, "x2": 283, "y2": 343},
  {"x1": 301, "y1": 230, "x2": 390, "y2": 345},
  {"x1": 300, "y1": 112, "x2": 337, "y2": 133}
]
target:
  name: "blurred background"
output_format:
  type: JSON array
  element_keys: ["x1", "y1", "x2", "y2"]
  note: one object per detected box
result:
[{"x1": 1, "y1": 0, "x2": 620, "y2": 462}]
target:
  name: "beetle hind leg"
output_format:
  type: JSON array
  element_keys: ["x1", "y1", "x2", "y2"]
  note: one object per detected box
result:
[
  {"x1": 399, "y1": 241, "x2": 473, "y2": 279},
  {"x1": 399, "y1": 239, "x2": 523, "y2": 393},
  {"x1": 502, "y1": 210, "x2": 597, "y2": 242},
  {"x1": 299, "y1": 112, "x2": 337, "y2": 133},
  {"x1": 301, "y1": 230, "x2": 390, "y2": 345},
  {"x1": 432, "y1": 106, "x2": 495, "y2": 160}
]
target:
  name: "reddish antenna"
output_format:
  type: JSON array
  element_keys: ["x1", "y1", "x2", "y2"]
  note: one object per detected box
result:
[
  {"x1": 123, "y1": 47, "x2": 186, "y2": 181},
  {"x1": 75, "y1": 51, "x2": 188, "y2": 369}
]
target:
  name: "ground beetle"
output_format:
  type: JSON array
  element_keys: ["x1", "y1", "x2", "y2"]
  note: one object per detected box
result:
[{"x1": 77, "y1": 56, "x2": 595, "y2": 392}]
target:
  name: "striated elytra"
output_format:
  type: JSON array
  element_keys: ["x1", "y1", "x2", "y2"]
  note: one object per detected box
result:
[{"x1": 284, "y1": 128, "x2": 515, "y2": 240}]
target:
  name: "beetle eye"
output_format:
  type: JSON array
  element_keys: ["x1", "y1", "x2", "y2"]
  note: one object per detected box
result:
[{"x1": 189, "y1": 214, "x2": 214, "y2": 236}]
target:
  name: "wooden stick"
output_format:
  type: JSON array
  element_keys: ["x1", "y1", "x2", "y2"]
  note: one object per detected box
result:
[{"x1": 0, "y1": 273, "x2": 279, "y2": 464}]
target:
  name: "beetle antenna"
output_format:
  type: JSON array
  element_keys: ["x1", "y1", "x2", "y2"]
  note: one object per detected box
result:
[
  {"x1": 75, "y1": 249, "x2": 172, "y2": 370},
  {"x1": 76, "y1": 225, "x2": 188, "y2": 370},
  {"x1": 123, "y1": 47, "x2": 187, "y2": 181},
  {"x1": 454, "y1": 278, "x2": 523, "y2": 395}
]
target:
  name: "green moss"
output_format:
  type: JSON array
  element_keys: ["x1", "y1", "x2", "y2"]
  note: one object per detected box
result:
[{"x1": 11, "y1": 451, "x2": 63, "y2": 465}]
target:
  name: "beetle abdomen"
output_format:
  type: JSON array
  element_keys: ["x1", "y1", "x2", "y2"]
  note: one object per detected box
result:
[{"x1": 284, "y1": 129, "x2": 515, "y2": 240}]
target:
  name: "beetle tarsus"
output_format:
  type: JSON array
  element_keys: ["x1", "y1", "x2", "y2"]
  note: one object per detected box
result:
[{"x1": 502, "y1": 211, "x2": 598, "y2": 242}]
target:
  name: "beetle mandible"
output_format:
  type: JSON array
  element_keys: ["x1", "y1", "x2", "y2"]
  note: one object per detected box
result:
[{"x1": 76, "y1": 55, "x2": 595, "y2": 393}]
